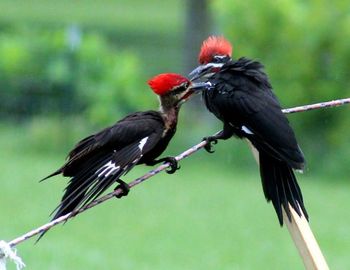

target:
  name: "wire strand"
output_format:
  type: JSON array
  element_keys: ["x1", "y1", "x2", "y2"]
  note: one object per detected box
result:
[{"x1": 6, "y1": 97, "x2": 350, "y2": 248}]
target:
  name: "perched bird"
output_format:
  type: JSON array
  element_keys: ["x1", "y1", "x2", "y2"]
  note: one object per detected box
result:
[
  {"x1": 43, "y1": 73, "x2": 195, "y2": 222},
  {"x1": 189, "y1": 36, "x2": 307, "y2": 225}
]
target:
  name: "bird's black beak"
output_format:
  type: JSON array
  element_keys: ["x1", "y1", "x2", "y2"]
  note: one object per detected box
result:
[
  {"x1": 189, "y1": 81, "x2": 213, "y2": 92},
  {"x1": 189, "y1": 62, "x2": 224, "y2": 81},
  {"x1": 177, "y1": 82, "x2": 211, "y2": 106},
  {"x1": 189, "y1": 65, "x2": 209, "y2": 81}
]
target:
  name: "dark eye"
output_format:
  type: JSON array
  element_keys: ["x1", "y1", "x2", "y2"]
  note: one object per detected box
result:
[
  {"x1": 182, "y1": 81, "x2": 190, "y2": 89},
  {"x1": 213, "y1": 55, "x2": 230, "y2": 63},
  {"x1": 171, "y1": 81, "x2": 190, "y2": 95}
]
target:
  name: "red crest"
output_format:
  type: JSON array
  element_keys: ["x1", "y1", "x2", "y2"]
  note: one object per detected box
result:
[
  {"x1": 198, "y1": 36, "x2": 232, "y2": 64},
  {"x1": 148, "y1": 73, "x2": 190, "y2": 96}
]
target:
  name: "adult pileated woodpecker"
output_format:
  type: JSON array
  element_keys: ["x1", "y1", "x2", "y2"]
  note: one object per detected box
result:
[
  {"x1": 43, "y1": 73, "x2": 195, "y2": 222},
  {"x1": 189, "y1": 36, "x2": 308, "y2": 225}
]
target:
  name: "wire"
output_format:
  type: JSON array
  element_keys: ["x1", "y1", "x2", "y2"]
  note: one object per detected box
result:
[{"x1": 5, "y1": 97, "x2": 350, "y2": 248}]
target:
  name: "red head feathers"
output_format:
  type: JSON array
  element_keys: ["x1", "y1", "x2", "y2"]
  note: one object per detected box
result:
[
  {"x1": 148, "y1": 73, "x2": 190, "y2": 96},
  {"x1": 198, "y1": 36, "x2": 232, "y2": 64}
]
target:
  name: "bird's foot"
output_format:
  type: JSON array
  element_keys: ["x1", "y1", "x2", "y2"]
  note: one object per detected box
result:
[
  {"x1": 202, "y1": 136, "x2": 218, "y2": 153},
  {"x1": 114, "y1": 179, "x2": 130, "y2": 198},
  {"x1": 163, "y1": 157, "x2": 180, "y2": 174}
]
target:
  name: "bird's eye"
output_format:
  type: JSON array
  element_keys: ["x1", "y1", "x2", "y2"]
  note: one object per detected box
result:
[
  {"x1": 213, "y1": 55, "x2": 230, "y2": 63},
  {"x1": 170, "y1": 82, "x2": 190, "y2": 95},
  {"x1": 182, "y1": 81, "x2": 190, "y2": 89}
]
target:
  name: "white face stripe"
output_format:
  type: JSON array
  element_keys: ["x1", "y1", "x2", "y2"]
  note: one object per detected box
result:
[
  {"x1": 242, "y1": 126, "x2": 254, "y2": 135},
  {"x1": 202, "y1": 62, "x2": 224, "y2": 69},
  {"x1": 97, "y1": 160, "x2": 120, "y2": 178},
  {"x1": 138, "y1": 137, "x2": 149, "y2": 151}
]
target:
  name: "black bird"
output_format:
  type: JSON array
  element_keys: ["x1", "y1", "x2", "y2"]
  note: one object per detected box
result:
[
  {"x1": 43, "y1": 73, "x2": 195, "y2": 221},
  {"x1": 189, "y1": 36, "x2": 308, "y2": 225}
]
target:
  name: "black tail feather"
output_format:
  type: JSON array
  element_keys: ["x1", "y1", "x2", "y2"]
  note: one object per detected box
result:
[
  {"x1": 259, "y1": 151, "x2": 308, "y2": 225},
  {"x1": 40, "y1": 169, "x2": 62, "y2": 182},
  {"x1": 37, "y1": 140, "x2": 145, "y2": 242}
]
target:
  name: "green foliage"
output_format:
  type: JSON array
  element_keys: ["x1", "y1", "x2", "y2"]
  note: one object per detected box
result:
[
  {"x1": 0, "y1": 27, "x2": 152, "y2": 125},
  {"x1": 73, "y1": 32, "x2": 152, "y2": 126},
  {"x1": 0, "y1": 1, "x2": 348, "y2": 171},
  {"x1": 0, "y1": 0, "x2": 182, "y2": 33},
  {"x1": 213, "y1": 0, "x2": 350, "y2": 172}
]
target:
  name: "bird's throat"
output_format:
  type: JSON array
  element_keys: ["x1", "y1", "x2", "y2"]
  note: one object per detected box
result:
[{"x1": 160, "y1": 106, "x2": 178, "y2": 136}]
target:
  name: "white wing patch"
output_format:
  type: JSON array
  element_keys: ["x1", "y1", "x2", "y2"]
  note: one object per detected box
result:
[
  {"x1": 138, "y1": 137, "x2": 149, "y2": 151},
  {"x1": 242, "y1": 125, "x2": 254, "y2": 135},
  {"x1": 96, "y1": 137, "x2": 148, "y2": 178},
  {"x1": 97, "y1": 160, "x2": 121, "y2": 178}
]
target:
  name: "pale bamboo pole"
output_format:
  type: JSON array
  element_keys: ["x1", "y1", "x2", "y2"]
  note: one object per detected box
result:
[
  {"x1": 247, "y1": 139, "x2": 329, "y2": 270},
  {"x1": 281, "y1": 98, "x2": 347, "y2": 269},
  {"x1": 283, "y1": 208, "x2": 329, "y2": 270}
]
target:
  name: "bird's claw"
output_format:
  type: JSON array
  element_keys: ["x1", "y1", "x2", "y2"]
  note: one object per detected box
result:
[
  {"x1": 163, "y1": 157, "x2": 180, "y2": 174},
  {"x1": 114, "y1": 179, "x2": 130, "y2": 198},
  {"x1": 202, "y1": 136, "x2": 218, "y2": 153}
]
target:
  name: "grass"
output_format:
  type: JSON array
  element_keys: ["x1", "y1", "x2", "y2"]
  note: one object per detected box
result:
[{"x1": 1, "y1": 125, "x2": 350, "y2": 270}]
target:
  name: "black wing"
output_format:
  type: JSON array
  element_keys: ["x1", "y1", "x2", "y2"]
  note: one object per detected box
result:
[
  {"x1": 46, "y1": 111, "x2": 164, "y2": 219},
  {"x1": 228, "y1": 89, "x2": 304, "y2": 169},
  {"x1": 208, "y1": 58, "x2": 305, "y2": 169},
  {"x1": 205, "y1": 58, "x2": 308, "y2": 224}
]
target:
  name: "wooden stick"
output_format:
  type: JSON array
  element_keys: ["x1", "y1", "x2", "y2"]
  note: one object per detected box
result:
[
  {"x1": 283, "y1": 208, "x2": 329, "y2": 270},
  {"x1": 247, "y1": 139, "x2": 329, "y2": 269}
]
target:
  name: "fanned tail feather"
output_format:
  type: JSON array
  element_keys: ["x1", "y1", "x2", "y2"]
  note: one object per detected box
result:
[
  {"x1": 40, "y1": 169, "x2": 62, "y2": 182},
  {"x1": 259, "y1": 151, "x2": 308, "y2": 225},
  {"x1": 37, "y1": 140, "x2": 144, "y2": 242}
]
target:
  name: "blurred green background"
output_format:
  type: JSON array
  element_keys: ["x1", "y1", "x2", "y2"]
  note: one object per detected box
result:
[{"x1": 1, "y1": 0, "x2": 350, "y2": 269}]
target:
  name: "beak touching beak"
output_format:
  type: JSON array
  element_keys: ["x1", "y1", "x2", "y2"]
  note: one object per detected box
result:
[
  {"x1": 177, "y1": 81, "x2": 213, "y2": 106},
  {"x1": 189, "y1": 81, "x2": 213, "y2": 92}
]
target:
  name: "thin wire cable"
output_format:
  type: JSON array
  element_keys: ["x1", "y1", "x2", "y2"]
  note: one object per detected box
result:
[
  {"x1": 282, "y1": 98, "x2": 350, "y2": 114},
  {"x1": 5, "y1": 97, "x2": 350, "y2": 248}
]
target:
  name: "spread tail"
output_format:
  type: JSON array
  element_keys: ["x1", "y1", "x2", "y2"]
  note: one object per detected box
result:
[{"x1": 259, "y1": 151, "x2": 308, "y2": 225}]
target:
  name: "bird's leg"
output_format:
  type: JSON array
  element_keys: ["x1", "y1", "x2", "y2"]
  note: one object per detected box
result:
[
  {"x1": 203, "y1": 123, "x2": 234, "y2": 153},
  {"x1": 114, "y1": 179, "x2": 130, "y2": 198},
  {"x1": 147, "y1": 157, "x2": 180, "y2": 174}
]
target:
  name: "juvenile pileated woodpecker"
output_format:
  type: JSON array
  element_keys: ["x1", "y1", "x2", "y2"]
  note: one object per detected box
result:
[
  {"x1": 189, "y1": 36, "x2": 308, "y2": 225},
  {"x1": 43, "y1": 73, "x2": 195, "y2": 221}
]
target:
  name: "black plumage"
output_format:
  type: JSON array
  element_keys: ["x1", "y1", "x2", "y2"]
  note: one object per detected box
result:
[
  {"x1": 45, "y1": 111, "x2": 176, "y2": 219},
  {"x1": 42, "y1": 73, "x2": 192, "y2": 225},
  {"x1": 195, "y1": 57, "x2": 307, "y2": 225}
]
